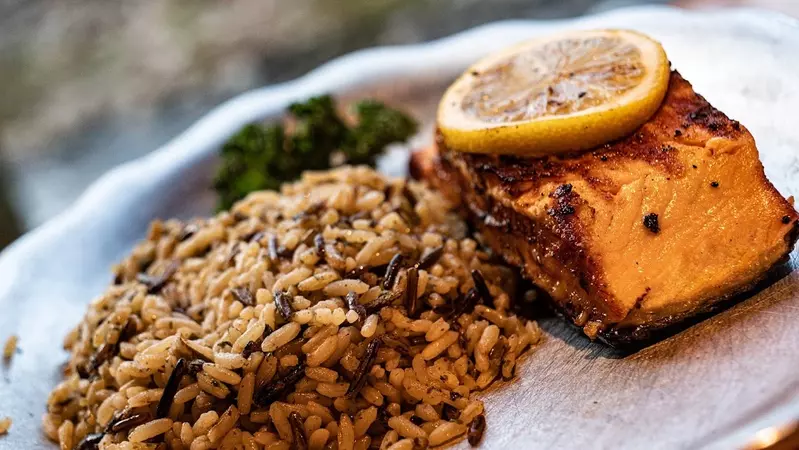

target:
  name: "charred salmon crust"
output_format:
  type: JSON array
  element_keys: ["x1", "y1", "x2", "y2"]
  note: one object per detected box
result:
[{"x1": 412, "y1": 71, "x2": 799, "y2": 345}]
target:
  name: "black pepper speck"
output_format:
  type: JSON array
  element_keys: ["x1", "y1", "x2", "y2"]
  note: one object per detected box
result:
[
  {"x1": 552, "y1": 183, "x2": 572, "y2": 198},
  {"x1": 710, "y1": 181, "x2": 719, "y2": 188},
  {"x1": 643, "y1": 213, "x2": 660, "y2": 234}
]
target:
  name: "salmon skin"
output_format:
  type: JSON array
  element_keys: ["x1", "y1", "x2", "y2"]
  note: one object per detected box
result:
[{"x1": 412, "y1": 71, "x2": 799, "y2": 347}]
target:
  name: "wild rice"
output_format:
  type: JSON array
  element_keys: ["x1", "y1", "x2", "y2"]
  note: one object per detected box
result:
[
  {"x1": 44, "y1": 166, "x2": 541, "y2": 449},
  {"x1": 289, "y1": 411, "x2": 307, "y2": 449},
  {"x1": 107, "y1": 413, "x2": 150, "y2": 434},
  {"x1": 404, "y1": 267, "x2": 420, "y2": 318},
  {"x1": 156, "y1": 358, "x2": 187, "y2": 418},
  {"x1": 75, "y1": 432, "x2": 103, "y2": 450},
  {"x1": 468, "y1": 414, "x2": 487, "y2": 446}
]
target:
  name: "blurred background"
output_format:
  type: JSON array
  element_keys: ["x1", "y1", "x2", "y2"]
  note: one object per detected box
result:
[{"x1": 0, "y1": 0, "x2": 796, "y2": 250}]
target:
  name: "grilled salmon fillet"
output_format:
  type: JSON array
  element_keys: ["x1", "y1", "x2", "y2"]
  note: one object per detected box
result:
[{"x1": 412, "y1": 71, "x2": 799, "y2": 345}]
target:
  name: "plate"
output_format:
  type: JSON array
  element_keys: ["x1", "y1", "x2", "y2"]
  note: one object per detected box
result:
[{"x1": 2, "y1": 6, "x2": 799, "y2": 449}]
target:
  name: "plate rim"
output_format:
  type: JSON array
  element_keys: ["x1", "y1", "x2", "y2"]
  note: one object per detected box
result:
[{"x1": 2, "y1": 5, "x2": 798, "y2": 449}]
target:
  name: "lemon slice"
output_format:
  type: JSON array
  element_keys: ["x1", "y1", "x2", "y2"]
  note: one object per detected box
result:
[{"x1": 437, "y1": 29, "x2": 670, "y2": 156}]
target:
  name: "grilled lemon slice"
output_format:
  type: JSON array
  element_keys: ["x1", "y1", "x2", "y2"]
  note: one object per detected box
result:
[{"x1": 437, "y1": 29, "x2": 670, "y2": 156}]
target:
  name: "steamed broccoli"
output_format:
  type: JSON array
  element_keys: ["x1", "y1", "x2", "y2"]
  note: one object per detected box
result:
[{"x1": 214, "y1": 95, "x2": 417, "y2": 210}]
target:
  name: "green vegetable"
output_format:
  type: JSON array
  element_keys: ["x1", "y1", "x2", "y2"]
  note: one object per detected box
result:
[{"x1": 214, "y1": 95, "x2": 417, "y2": 210}]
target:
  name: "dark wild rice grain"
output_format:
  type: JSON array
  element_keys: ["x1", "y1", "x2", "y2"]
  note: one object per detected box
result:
[
  {"x1": 253, "y1": 363, "x2": 306, "y2": 407},
  {"x1": 298, "y1": 201, "x2": 325, "y2": 218},
  {"x1": 416, "y1": 246, "x2": 444, "y2": 271},
  {"x1": 365, "y1": 290, "x2": 402, "y2": 314},
  {"x1": 289, "y1": 411, "x2": 308, "y2": 450},
  {"x1": 277, "y1": 245, "x2": 293, "y2": 259},
  {"x1": 346, "y1": 265, "x2": 369, "y2": 279},
  {"x1": 470, "y1": 270, "x2": 492, "y2": 306},
  {"x1": 231, "y1": 287, "x2": 254, "y2": 307},
  {"x1": 268, "y1": 235, "x2": 280, "y2": 263},
  {"x1": 325, "y1": 243, "x2": 347, "y2": 271},
  {"x1": 241, "y1": 324, "x2": 274, "y2": 358},
  {"x1": 226, "y1": 243, "x2": 241, "y2": 267},
  {"x1": 407, "y1": 335, "x2": 427, "y2": 347},
  {"x1": 380, "y1": 333, "x2": 410, "y2": 356},
  {"x1": 346, "y1": 339, "x2": 381, "y2": 398},
  {"x1": 88, "y1": 342, "x2": 119, "y2": 374},
  {"x1": 274, "y1": 290, "x2": 294, "y2": 322},
  {"x1": 489, "y1": 338, "x2": 506, "y2": 371},
  {"x1": 346, "y1": 291, "x2": 367, "y2": 323},
  {"x1": 468, "y1": 414, "x2": 486, "y2": 446},
  {"x1": 76, "y1": 362, "x2": 91, "y2": 379},
  {"x1": 242, "y1": 340, "x2": 260, "y2": 359},
  {"x1": 156, "y1": 358, "x2": 187, "y2": 418},
  {"x1": 273, "y1": 336, "x2": 307, "y2": 360},
  {"x1": 75, "y1": 432, "x2": 104, "y2": 450},
  {"x1": 449, "y1": 288, "x2": 480, "y2": 320},
  {"x1": 441, "y1": 403, "x2": 459, "y2": 422},
  {"x1": 314, "y1": 234, "x2": 326, "y2": 259},
  {"x1": 247, "y1": 231, "x2": 266, "y2": 244},
  {"x1": 187, "y1": 359, "x2": 206, "y2": 375},
  {"x1": 136, "y1": 260, "x2": 179, "y2": 294},
  {"x1": 401, "y1": 185, "x2": 417, "y2": 207},
  {"x1": 178, "y1": 224, "x2": 198, "y2": 242},
  {"x1": 396, "y1": 205, "x2": 418, "y2": 228},
  {"x1": 300, "y1": 229, "x2": 316, "y2": 247},
  {"x1": 405, "y1": 267, "x2": 419, "y2": 318},
  {"x1": 107, "y1": 413, "x2": 151, "y2": 434},
  {"x1": 382, "y1": 254, "x2": 404, "y2": 290}
]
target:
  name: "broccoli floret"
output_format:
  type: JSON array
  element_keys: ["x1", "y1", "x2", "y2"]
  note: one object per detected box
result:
[{"x1": 213, "y1": 95, "x2": 417, "y2": 210}]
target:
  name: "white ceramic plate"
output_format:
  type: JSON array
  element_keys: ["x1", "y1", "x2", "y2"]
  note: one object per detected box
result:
[{"x1": 2, "y1": 6, "x2": 799, "y2": 449}]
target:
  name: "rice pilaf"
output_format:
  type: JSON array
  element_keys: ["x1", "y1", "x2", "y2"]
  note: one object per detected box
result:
[{"x1": 45, "y1": 166, "x2": 541, "y2": 450}]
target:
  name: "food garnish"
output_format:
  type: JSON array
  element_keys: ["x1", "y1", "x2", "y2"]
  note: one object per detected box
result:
[
  {"x1": 437, "y1": 29, "x2": 670, "y2": 156},
  {"x1": 214, "y1": 95, "x2": 417, "y2": 209}
]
